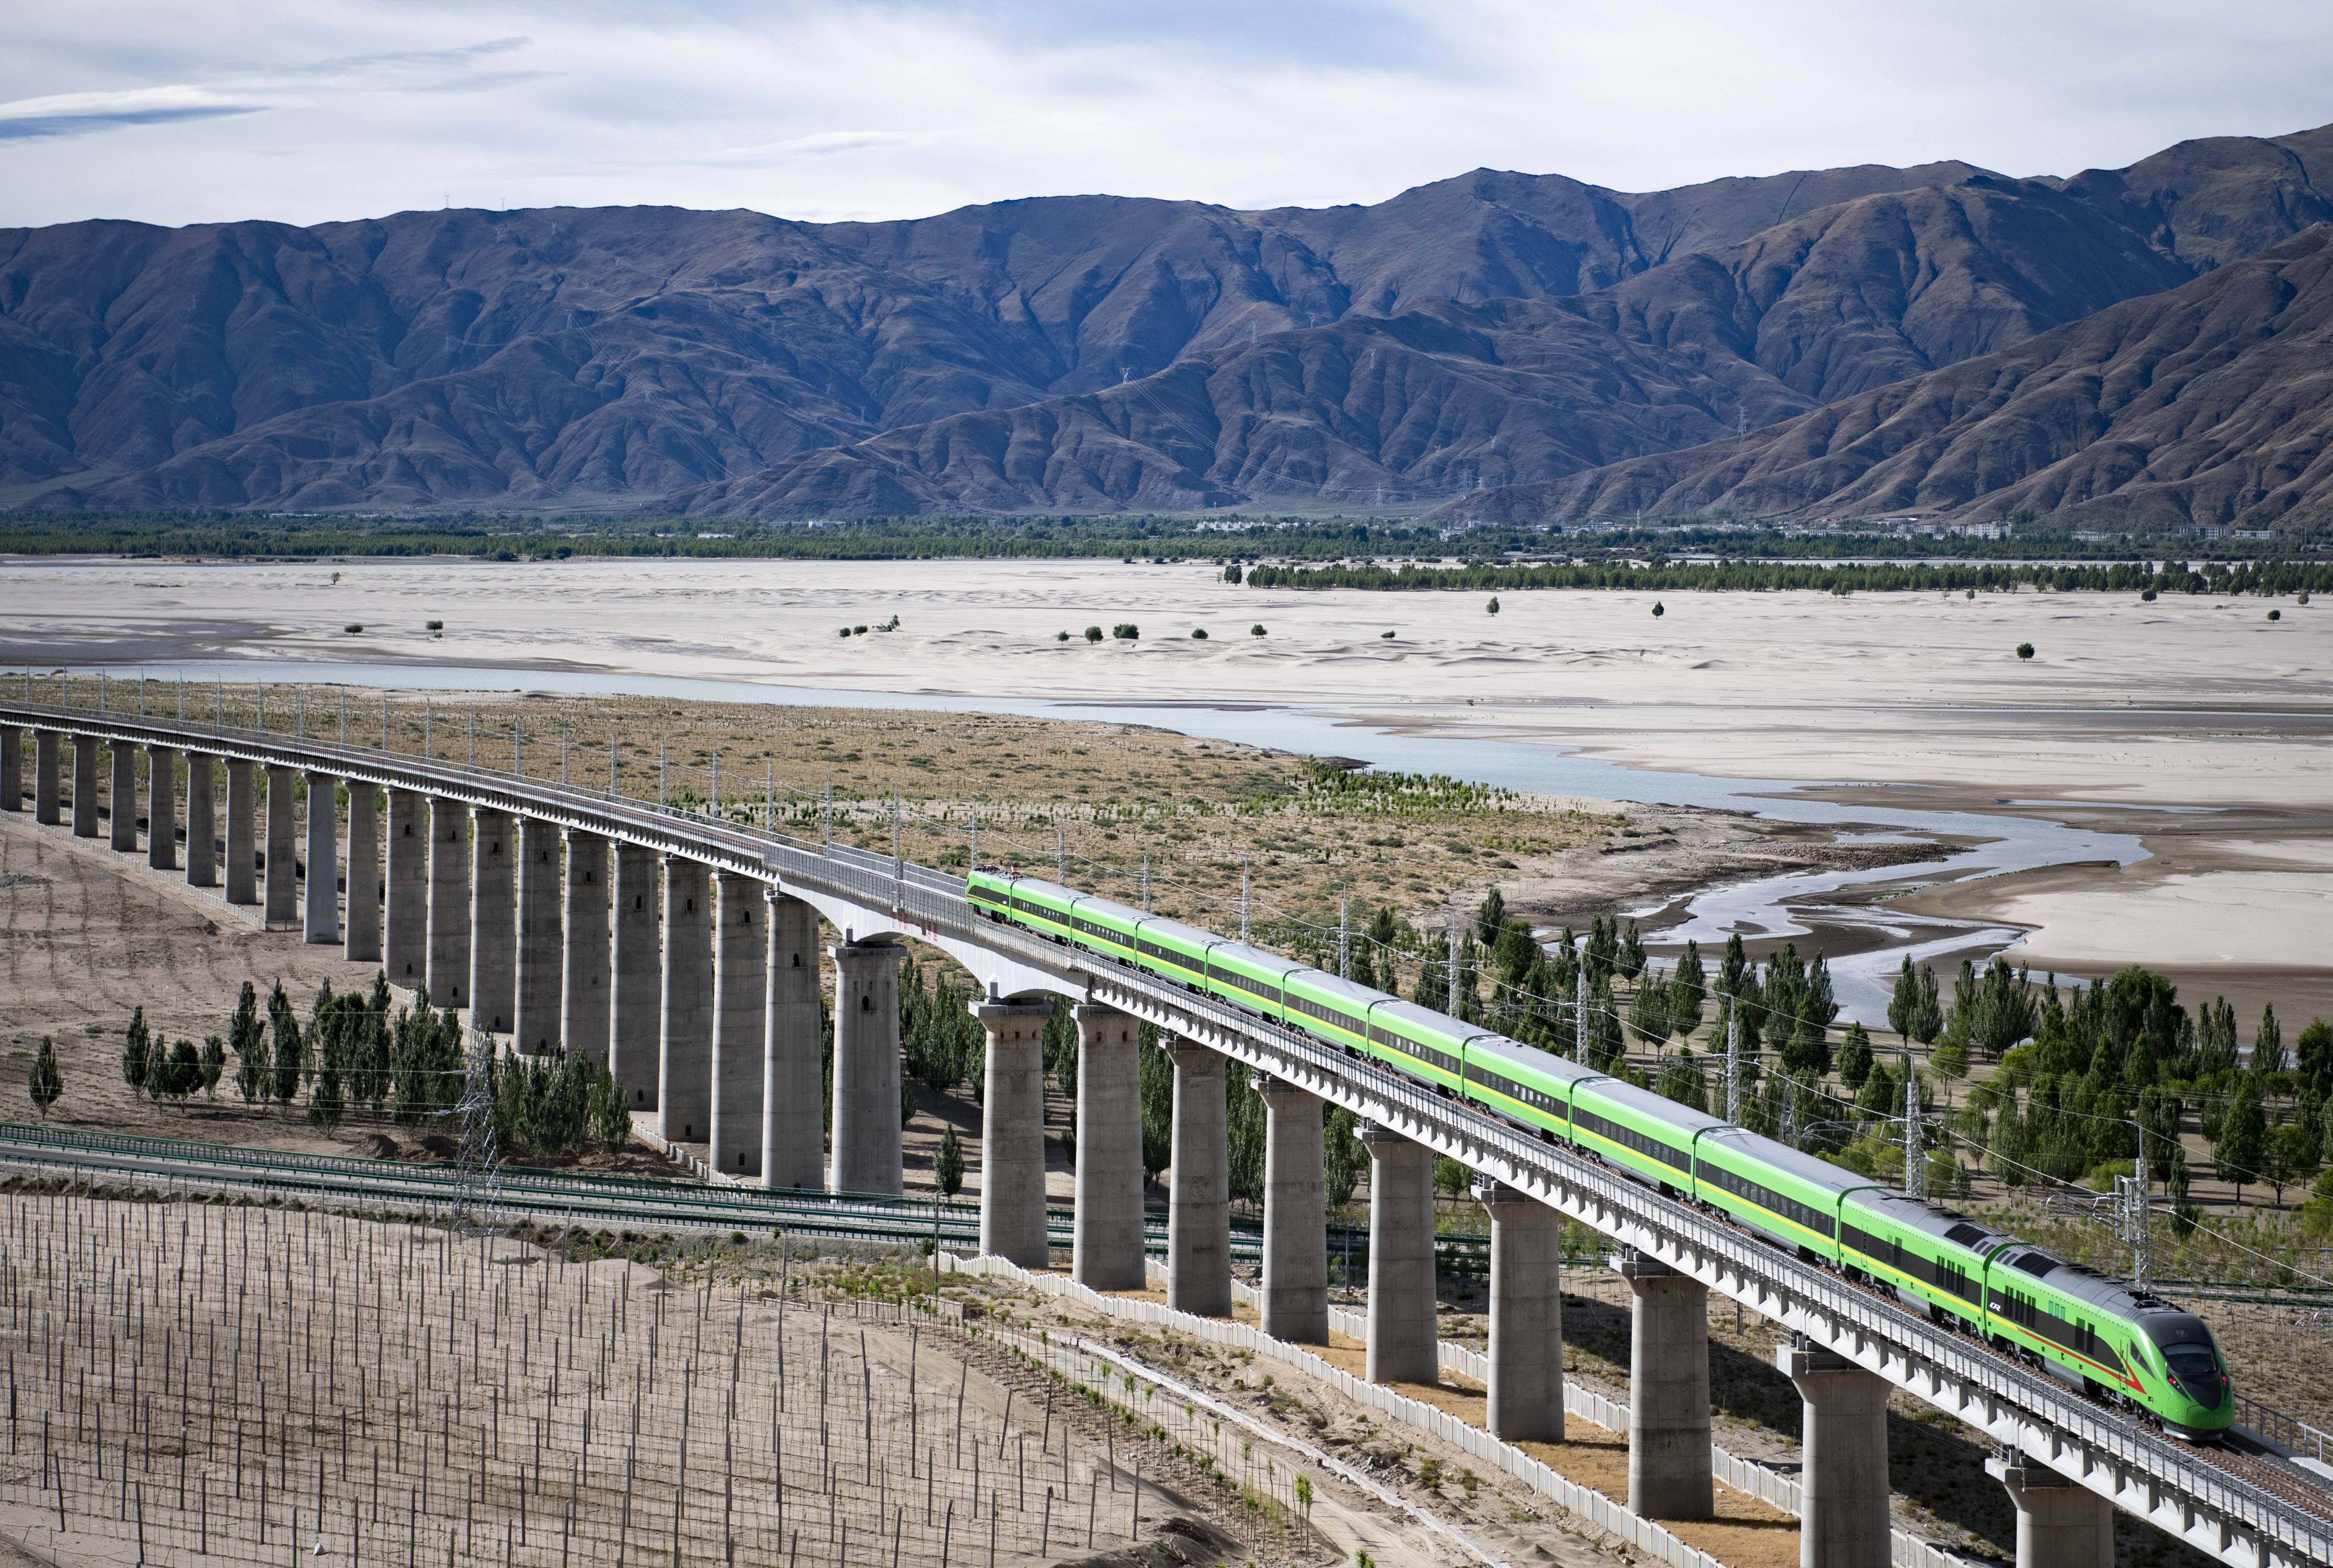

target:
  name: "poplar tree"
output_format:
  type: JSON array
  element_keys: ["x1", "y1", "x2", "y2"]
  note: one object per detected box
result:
[
  {"x1": 121, "y1": 1007, "x2": 151, "y2": 1092},
  {"x1": 1628, "y1": 965, "x2": 1671, "y2": 1045},
  {"x1": 2254, "y1": 1006, "x2": 2285, "y2": 1075},
  {"x1": 27, "y1": 1037, "x2": 61, "y2": 1120},
  {"x1": 1324, "y1": 1104, "x2": 1366, "y2": 1208},
  {"x1": 2216, "y1": 1086, "x2": 2267, "y2": 1206},
  {"x1": 230, "y1": 981, "x2": 270, "y2": 1103},
  {"x1": 198, "y1": 1036, "x2": 225, "y2": 1098},
  {"x1": 934, "y1": 1123, "x2": 965, "y2": 1198},
  {"x1": 1667, "y1": 941, "x2": 1706, "y2": 1041},
  {"x1": 266, "y1": 980, "x2": 304, "y2": 1105}
]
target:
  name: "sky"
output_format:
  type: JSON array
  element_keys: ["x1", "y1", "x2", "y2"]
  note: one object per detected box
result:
[{"x1": 5, "y1": 0, "x2": 2330, "y2": 232}]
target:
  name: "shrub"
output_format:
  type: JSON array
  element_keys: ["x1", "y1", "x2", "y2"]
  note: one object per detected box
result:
[
  {"x1": 2015, "y1": 642, "x2": 2035, "y2": 660},
  {"x1": 1190, "y1": 628, "x2": 1208, "y2": 640},
  {"x1": 1652, "y1": 601, "x2": 1665, "y2": 618},
  {"x1": 343, "y1": 624, "x2": 363, "y2": 634},
  {"x1": 2300, "y1": 591, "x2": 2313, "y2": 606},
  {"x1": 1222, "y1": 563, "x2": 1242, "y2": 584},
  {"x1": 1965, "y1": 589, "x2": 1976, "y2": 599},
  {"x1": 1055, "y1": 630, "x2": 1069, "y2": 641},
  {"x1": 1112, "y1": 624, "x2": 1139, "y2": 640},
  {"x1": 1379, "y1": 629, "x2": 1395, "y2": 639},
  {"x1": 853, "y1": 625, "x2": 868, "y2": 635},
  {"x1": 2141, "y1": 588, "x2": 2159, "y2": 602},
  {"x1": 1084, "y1": 626, "x2": 1104, "y2": 642},
  {"x1": 1485, "y1": 597, "x2": 1500, "y2": 615},
  {"x1": 839, "y1": 627, "x2": 853, "y2": 638},
  {"x1": 425, "y1": 619, "x2": 444, "y2": 630},
  {"x1": 1250, "y1": 624, "x2": 1266, "y2": 636},
  {"x1": 2269, "y1": 609, "x2": 2282, "y2": 621}
]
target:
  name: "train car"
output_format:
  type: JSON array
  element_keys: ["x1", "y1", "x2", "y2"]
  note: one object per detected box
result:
[
  {"x1": 1837, "y1": 1189, "x2": 1992, "y2": 1324},
  {"x1": 1690, "y1": 1125, "x2": 1861, "y2": 1261},
  {"x1": 1362, "y1": 998, "x2": 1482, "y2": 1095},
  {"x1": 966, "y1": 868, "x2": 1079, "y2": 942},
  {"x1": 1203, "y1": 939, "x2": 1305, "y2": 1027},
  {"x1": 1281, "y1": 969, "x2": 1388, "y2": 1059},
  {"x1": 1128, "y1": 913, "x2": 1219, "y2": 990},
  {"x1": 1462, "y1": 1032, "x2": 1599, "y2": 1136},
  {"x1": 1980, "y1": 1244, "x2": 2232, "y2": 1435},
  {"x1": 1571, "y1": 1075, "x2": 1724, "y2": 1194}
]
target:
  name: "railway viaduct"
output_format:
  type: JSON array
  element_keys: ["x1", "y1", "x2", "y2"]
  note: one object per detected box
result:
[{"x1": 2, "y1": 700, "x2": 2328, "y2": 1568}]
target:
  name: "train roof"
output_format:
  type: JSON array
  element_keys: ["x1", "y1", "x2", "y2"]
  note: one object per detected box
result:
[
  {"x1": 1206, "y1": 940, "x2": 1308, "y2": 979},
  {"x1": 1285, "y1": 969, "x2": 1394, "y2": 1011},
  {"x1": 1367, "y1": 997, "x2": 1492, "y2": 1048},
  {"x1": 1844, "y1": 1188, "x2": 1987, "y2": 1248},
  {"x1": 1133, "y1": 913, "x2": 1220, "y2": 953},
  {"x1": 1578, "y1": 1073, "x2": 1730, "y2": 1140},
  {"x1": 1465, "y1": 1032, "x2": 1608, "y2": 1090},
  {"x1": 1697, "y1": 1125, "x2": 1876, "y2": 1198}
]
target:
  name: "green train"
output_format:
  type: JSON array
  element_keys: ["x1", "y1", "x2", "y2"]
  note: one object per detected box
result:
[{"x1": 968, "y1": 867, "x2": 2234, "y2": 1438}]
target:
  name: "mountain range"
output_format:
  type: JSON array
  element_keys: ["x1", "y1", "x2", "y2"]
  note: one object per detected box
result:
[{"x1": 5, "y1": 121, "x2": 2332, "y2": 523}]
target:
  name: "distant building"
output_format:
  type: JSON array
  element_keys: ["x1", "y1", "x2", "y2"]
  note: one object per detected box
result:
[{"x1": 1949, "y1": 521, "x2": 2012, "y2": 540}]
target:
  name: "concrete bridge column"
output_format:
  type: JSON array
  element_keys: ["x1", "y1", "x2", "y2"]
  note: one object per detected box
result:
[
  {"x1": 467, "y1": 809, "x2": 515, "y2": 1033},
  {"x1": 658, "y1": 857, "x2": 712, "y2": 1145},
  {"x1": 1619, "y1": 1253, "x2": 1714, "y2": 1521},
  {"x1": 1071, "y1": 1004, "x2": 1144, "y2": 1291},
  {"x1": 344, "y1": 783, "x2": 380, "y2": 963},
  {"x1": 1986, "y1": 1455, "x2": 2112, "y2": 1568},
  {"x1": 1363, "y1": 1122, "x2": 1438, "y2": 1385},
  {"x1": 34, "y1": 733, "x2": 59, "y2": 824},
  {"x1": 828, "y1": 937, "x2": 905, "y2": 1196},
  {"x1": 1782, "y1": 1344, "x2": 1893, "y2": 1567},
  {"x1": 303, "y1": 772, "x2": 339, "y2": 944},
  {"x1": 224, "y1": 761, "x2": 256, "y2": 905},
  {"x1": 1259, "y1": 1075, "x2": 1328, "y2": 1344},
  {"x1": 708, "y1": 871, "x2": 767, "y2": 1178},
  {"x1": 975, "y1": 996, "x2": 1055, "y2": 1266},
  {"x1": 1168, "y1": 1040, "x2": 1232, "y2": 1318},
  {"x1": 513, "y1": 817, "x2": 561, "y2": 1053},
  {"x1": 145, "y1": 746, "x2": 177, "y2": 870},
  {"x1": 70, "y1": 738, "x2": 98, "y2": 838},
  {"x1": 109, "y1": 740, "x2": 137, "y2": 852},
  {"x1": 184, "y1": 753, "x2": 215, "y2": 888},
  {"x1": 1479, "y1": 1178, "x2": 1565, "y2": 1443},
  {"x1": 761, "y1": 893, "x2": 823, "y2": 1190},
  {"x1": 0, "y1": 727, "x2": 18, "y2": 812},
  {"x1": 382, "y1": 790, "x2": 425, "y2": 985},
  {"x1": 263, "y1": 767, "x2": 296, "y2": 926},
  {"x1": 425, "y1": 798, "x2": 470, "y2": 1011},
  {"x1": 609, "y1": 843, "x2": 660, "y2": 1110},
  {"x1": 560, "y1": 831, "x2": 610, "y2": 1064}
]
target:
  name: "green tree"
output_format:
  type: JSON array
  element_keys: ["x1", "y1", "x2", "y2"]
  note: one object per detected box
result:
[
  {"x1": 1475, "y1": 887, "x2": 1507, "y2": 947},
  {"x1": 229, "y1": 981, "x2": 267, "y2": 1103},
  {"x1": 1654, "y1": 1050, "x2": 1709, "y2": 1112},
  {"x1": 1138, "y1": 1026, "x2": 1173, "y2": 1186},
  {"x1": 1667, "y1": 941, "x2": 1706, "y2": 1042},
  {"x1": 2215, "y1": 1086, "x2": 2268, "y2": 1205},
  {"x1": 1888, "y1": 956, "x2": 1919, "y2": 1041},
  {"x1": 1837, "y1": 1023, "x2": 1876, "y2": 1091},
  {"x1": 934, "y1": 1123, "x2": 965, "y2": 1198},
  {"x1": 164, "y1": 1039, "x2": 201, "y2": 1102},
  {"x1": 1617, "y1": 921, "x2": 1646, "y2": 982},
  {"x1": 143, "y1": 1027, "x2": 173, "y2": 1100},
  {"x1": 121, "y1": 1006, "x2": 151, "y2": 1092},
  {"x1": 1325, "y1": 1104, "x2": 1366, "y2": 1207},
  {"x1": 2298, "y1": 1018, "x2": 2333, "y2": 1082},
  {"x1": 1628, "y1": 965, "x2": 1672, "y2": 1046},
  {"x1": 198, "y1": 1036, "x2": 224, "y2": 1098},
  {"x1": 1227, "y1": 1068, "x2": 1266, "y2": 1206},
  {"x1": 2264, "y1": 1123, "x2": 2319, "y2": 1208},
  {"x1": 309, "y1": 1047, "x2": 346, "y2": 1129},
  {"x1": 2254, "y1": 1006, "x2": 2285, "y2": 1075},
  {"x1": 27, "y1": 1037, "x2": 61, "y2": 1120},
  {"x1": 265, "y1": 980, "x2": 304, "y2": 1105}
]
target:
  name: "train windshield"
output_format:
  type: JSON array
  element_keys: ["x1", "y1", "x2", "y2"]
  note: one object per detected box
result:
[{"x1": 2144, "y1": 1317, "x2": 2224, "y2": 1385}]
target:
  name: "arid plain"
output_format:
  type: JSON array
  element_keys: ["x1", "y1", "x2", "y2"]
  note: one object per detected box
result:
[{"x1": 4, "y1": 552, "x2": 2330, "y2": 1015}]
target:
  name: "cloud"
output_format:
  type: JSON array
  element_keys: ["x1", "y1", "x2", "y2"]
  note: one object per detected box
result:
[{"x1": 0, "y1": 84, "x2": 273, "y2": 140}]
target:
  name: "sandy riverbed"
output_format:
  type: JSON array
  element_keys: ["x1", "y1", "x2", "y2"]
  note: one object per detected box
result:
[{"x1": 4, "y1": 554, "x2": 2329, "y2": 1002}]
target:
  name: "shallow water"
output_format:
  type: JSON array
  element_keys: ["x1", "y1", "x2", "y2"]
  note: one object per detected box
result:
[{"x1": 33, "y1": 658, "x2": 2148, "y2": 1022}]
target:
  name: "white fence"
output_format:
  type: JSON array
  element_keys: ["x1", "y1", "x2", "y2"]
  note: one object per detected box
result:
[{"x1": 967, "y1": 1254, "x2": 1976, "y2": 1568}]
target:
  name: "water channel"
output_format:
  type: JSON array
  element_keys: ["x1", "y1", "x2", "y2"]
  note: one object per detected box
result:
[{"x1": 39, "y1": 658, "x2": 2150, "y2": 1023}]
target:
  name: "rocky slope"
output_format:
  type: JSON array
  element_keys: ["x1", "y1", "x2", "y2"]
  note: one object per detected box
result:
[
  {"x1": 1417, "y1": 225, "x2": 2333, "y2": 528},
  {"x1": 6, "y1": 123, "x2": 2331, "y2": 514}
]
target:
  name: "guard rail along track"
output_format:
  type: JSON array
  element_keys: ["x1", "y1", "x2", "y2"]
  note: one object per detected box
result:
[{"x1": 8, "y1": 702, "x2": 2331, "y2": 1568}]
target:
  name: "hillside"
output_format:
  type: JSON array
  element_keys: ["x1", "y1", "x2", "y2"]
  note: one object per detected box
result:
[
  {"x1": 5, "y1": 123, "x2": 2331, "y2": 514},
  {"x1": 1418, "y1": 225, "x2": 2333, "y2": 529}
]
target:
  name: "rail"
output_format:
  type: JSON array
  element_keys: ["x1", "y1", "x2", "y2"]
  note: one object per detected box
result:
[{"x1": 4, "y1": 701, "x2": 2329, "y2": 1568}]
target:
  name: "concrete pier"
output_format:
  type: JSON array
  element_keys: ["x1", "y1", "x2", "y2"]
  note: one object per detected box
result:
[
  {"x1": 658, "y1": 858, "x2": 713, "y2": 1144},
  {"x1": 1259, "y1": 1075, "x2": 1328, "y2": 1344},
  {"x1": 609, "y1": 843, "x2": 660, "y2": 1110},
  {"x1": 145, "y1": 747, "x2": 176, "y2": 869},
  {"x1": 560, "y1": 831, "x2": 610, "y2": 1063},
  {"x1": 70, "y1": 738, "x2": 98, "y2": 838},
  {"x1": 1618, "y1": 1253, "x2": 1714, "y2": 1521},
  {"x1": 1780, "y1": 1344, "x2": 1892, "y2": 1568},
  {"x1": 1071, "y1": 1004, "x2": 1145, "y2": 1291},
  {"x1": 109, "y1": 741, "x2": 137, "y2": 852},
  {"x1": 34, "y1": 733, "x2": 59, "y2": 824},
  {"x1": 468, "y1": 809, "x2": 515, "y2": 1032},
  {"x1": 828, "y1": 938, "x2": 905, "y2": 1196},
  {"x1": 1479, "y1": 1179, "x2": 1565, "y2": 1442},
  {"x1": 382, "y1": 791, "x2": 425, "y2": 983},
  {"x1": 224, "y1": 761, "x2": 256, "y2": 905},
  {"x1": 344, "y1": 783, "x2": 380, "y2": 963},
  {"x1": 263, "y1": 768, "x2": 296, "y2": 926},
  {"x1": 1168, "y1": 1040, "x2": 1232, "y2": 1318},
  {"x1": 184, "y1": 753, "x2": 214, "y2": 888},
  {"x1": 1363, "y1": 1121, "x2": 1438, "y2": 1386},
  {"x1": 0, "y1": 728, "x2": 17, "y2": 812},
  {"x1": 708, "y1": 871, "x2": 766, "y2": 1178},
  {"x1": 425, "y1": 798, "x2": 470, "y2": 1009},
  {"x1": 1987, "y1": 1454, "x2": 2112, "y2": 1568},
  {"x1": 513, "y1": 817, "x2": 561, "y2": 1052},
  {"x1": 975, "y1": 997, "x2": 1056, "y2": 1266},
  {"x1": 303, "y1": 772, "x2": 339, "y2": 944},
  {"x1": 761, "y1": 894, "x2": 823, "y2": 1190}
]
